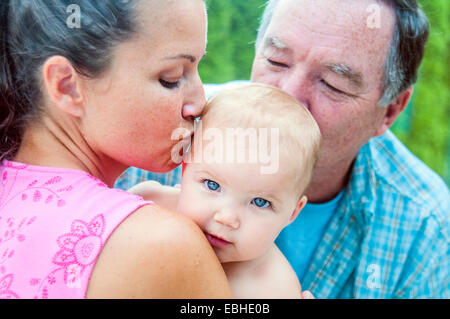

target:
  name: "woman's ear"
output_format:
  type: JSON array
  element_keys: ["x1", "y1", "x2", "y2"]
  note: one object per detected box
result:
[
  {"x1": 374, "y1": 86, "x2": 413, "y2": 137},
  {"x1": 286, "y1": 195, "x2": 307, "y2": 227},
  {"x1": 41, "y1": 56, "x2": 85, "y2": 118}
]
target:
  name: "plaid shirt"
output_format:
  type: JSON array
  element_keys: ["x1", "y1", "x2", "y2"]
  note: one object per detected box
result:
[
  {"x1": 301, "y1": 130, "x2": 449, "y2": 298},
  {"x1": 115, "y1": 166, "x2": 182, "y2": 190},
  {"x1": 114, "y1": 83, "x2": 449, "y2": 299}
]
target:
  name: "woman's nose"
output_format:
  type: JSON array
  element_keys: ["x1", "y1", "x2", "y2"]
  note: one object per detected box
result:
[
  {"x1": 182, "y1": 75, "x2": 206, "y2": 120},
  {"x1": 214, "y1": 208, "x2": 240, "y2": 230}
]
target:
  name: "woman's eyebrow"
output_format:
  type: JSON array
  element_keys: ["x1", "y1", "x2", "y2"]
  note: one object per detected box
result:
[
  {"x1": 165, "y1": 54, "x2": 196, "y2": 63},
  {"x1": 165, "y1": 52, "x2": 207, "y2": 63}
]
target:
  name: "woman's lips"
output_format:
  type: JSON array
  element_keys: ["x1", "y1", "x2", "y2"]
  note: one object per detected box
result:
[{"x1": 205, "y1": 233, "x2": 232, "y2": 248}]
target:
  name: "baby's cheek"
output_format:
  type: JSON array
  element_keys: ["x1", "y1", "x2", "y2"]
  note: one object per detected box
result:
[
  {"x1": 254, "y1": 228, "x2": 276, "y2": 257},
  {"x1": 237, "y1": 232, "x2": 266, "y2": 260},
  {"x1": 178, "y1": 196, "x2": 206, "y2": 225}
]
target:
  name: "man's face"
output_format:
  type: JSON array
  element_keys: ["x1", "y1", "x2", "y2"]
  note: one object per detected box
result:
[{"x1": 251, "y1": 0, "x2": 395, "y2": 171}]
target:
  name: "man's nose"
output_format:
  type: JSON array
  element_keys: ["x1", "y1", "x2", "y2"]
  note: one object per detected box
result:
[
  {"x1": 182, "y1": 74, "x2": 206, "y2": 121},
  {"x1": 278, "y1": 71, "x2": 310, "y2": 110},
  {"x1": 214, "y1": 208, "x2": 240, "y2": 230}
]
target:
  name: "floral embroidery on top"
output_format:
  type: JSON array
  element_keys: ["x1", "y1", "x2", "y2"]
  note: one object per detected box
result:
[
  {"x1": 4, "y1": 162, "x2": 28, "y2": 169},
  {"x1": 0, "y1": 216, "x2": 37, "y2": 270},
  {"x1": 85, "y1": 173, "x2": 108, "y2": 188},
  {"x1": 0, "y1": 162, "x2": 147, "y2": 298},
  {"x1": 52, "y1": 215, "x2": 105, "y2": 288},
  {"x1": 0, "y1": 173, "x2": 72, "y2": 210},
  {"x1": 31, "y1": 214, "x2": 106, "y2": 298},
  {"x1": 0, "y1": 274, "x2": 20, "y2": 299}
]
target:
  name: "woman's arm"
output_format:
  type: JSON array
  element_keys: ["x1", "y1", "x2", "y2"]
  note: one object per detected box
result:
[{"x1": 86, "y1": 204, "x2": 233, "y2": 298}]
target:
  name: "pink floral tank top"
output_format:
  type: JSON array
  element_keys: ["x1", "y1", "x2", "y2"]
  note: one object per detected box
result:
[{"x1": 0, "y1": 160, "x2": 153, "y2": 299}]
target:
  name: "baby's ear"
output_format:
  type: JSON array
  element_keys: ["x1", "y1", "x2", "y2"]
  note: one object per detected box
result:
[{"x1": 286, "y1": 196, "x2": 307, "y2": 226}]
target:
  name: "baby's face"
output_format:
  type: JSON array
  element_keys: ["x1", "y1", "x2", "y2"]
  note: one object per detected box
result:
[{"x1": 177, "y1": 158, "x2": 305, "y2": 263}]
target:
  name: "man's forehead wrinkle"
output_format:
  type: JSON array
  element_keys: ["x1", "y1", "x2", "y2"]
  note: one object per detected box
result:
[
  {"x1": 289, "y1": 0, "x2": 368, "y2": 37},
  {"x1": 277, "y1": 0, "x2": 391, "y2": 44},
  {"x1": 287, "y1": 11, "x2": 356, "y2": 42}
]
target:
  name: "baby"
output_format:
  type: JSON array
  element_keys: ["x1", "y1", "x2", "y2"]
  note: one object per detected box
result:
[{"x1": 130, "y1": 83, "x2": 321, "y2": 298}]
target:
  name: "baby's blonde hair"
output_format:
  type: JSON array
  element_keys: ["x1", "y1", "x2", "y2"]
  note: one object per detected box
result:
[{"x1": 201, "y1": 83, "x2": 322, "y2": 197}]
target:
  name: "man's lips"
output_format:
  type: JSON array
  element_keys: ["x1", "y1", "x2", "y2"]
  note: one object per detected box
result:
[{"x1": 204, "y1": 232, "x2": 232, "y2": 248}]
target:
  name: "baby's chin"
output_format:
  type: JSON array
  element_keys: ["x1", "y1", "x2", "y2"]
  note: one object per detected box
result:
[
  {"x1": 213, "y1": 248, "x2": 238, "y2": 264},
  {"x1": 215, "y1": 249, "x2": 259, "y2": 265}
]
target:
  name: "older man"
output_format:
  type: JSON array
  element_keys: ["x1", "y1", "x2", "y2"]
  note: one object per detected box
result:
[{"x1": 116, "y1": 0, "x2": 449, "y2": 298}]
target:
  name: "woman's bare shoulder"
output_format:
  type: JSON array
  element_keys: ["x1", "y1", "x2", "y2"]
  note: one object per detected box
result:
[{"x1": 86, "y1": 204, "x2": 233, "y2": 298}]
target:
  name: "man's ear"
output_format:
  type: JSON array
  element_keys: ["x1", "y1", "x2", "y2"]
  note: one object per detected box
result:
[
  {"x1": 41, "y1": 56, "x2": 84, "y2": 118},
  {"x1": 375, "y1": 86, "x2": 413, "y2": 137},
  {"x1": 286, "y1": 195, "x2": 307, "y2": 227}
]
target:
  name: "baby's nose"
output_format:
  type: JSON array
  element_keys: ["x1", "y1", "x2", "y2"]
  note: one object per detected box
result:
[{"x1": 214, "y1": 208, "x2": 240, "y2": 230}]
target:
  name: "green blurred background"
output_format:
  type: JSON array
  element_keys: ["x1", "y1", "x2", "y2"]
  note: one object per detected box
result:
[{"x1": 199, "y1": 0, "x2": 449, "y2": 186}]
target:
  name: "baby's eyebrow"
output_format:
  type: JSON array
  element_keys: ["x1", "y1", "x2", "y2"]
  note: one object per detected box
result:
[{"x1": 325, "y1": 63, "x2": 364, "y2": 89}]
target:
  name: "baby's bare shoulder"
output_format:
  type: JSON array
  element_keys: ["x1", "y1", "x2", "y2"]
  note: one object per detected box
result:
[
  {"x1": 263, "y1": 245, "x2": 302, "y2": 298},
  {"x1": 229, "y1": 245, "x2": 301, "y2": 299}
]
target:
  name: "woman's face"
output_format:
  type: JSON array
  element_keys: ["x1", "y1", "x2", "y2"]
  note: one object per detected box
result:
[{"x1": 81, "y1": 0, "x2": 207, "y2": 173}]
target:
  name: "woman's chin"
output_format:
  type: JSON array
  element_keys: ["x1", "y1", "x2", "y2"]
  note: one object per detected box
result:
[{"x1": 143, "y1": 160, "x2": 180, "y2": 174}]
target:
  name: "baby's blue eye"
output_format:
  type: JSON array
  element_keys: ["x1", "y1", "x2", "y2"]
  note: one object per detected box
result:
[
  {"x1": 204, "y1": 180, "x2": 220, "y2": 192},
  {"x1": 252, "y1": 198, "x2": 271, "y2": 208}
]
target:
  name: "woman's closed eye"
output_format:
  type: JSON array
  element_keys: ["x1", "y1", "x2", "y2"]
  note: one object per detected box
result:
[
  {"x1": 160, "y1": 79, "x2": 180, "y2": 89},
  {"x1": 251, "y1": 197, "x2": 271, "y2": 209},
  {"x1": 203, "y1": 179, "x2": 221, "y2": 192}
]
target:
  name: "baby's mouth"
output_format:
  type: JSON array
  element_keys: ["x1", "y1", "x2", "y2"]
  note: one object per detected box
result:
[{"x1": 204, "y1": 232, "x2": 232, "y2": 248}]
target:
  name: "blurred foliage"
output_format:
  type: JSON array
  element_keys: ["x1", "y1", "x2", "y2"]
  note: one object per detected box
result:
[
  {"x1": 200, "y1": 0, "x2": 449, "y2": 186},
  {"x1": 201, "y1": 0, "x2": 266, "y2": 82},
  {"x1": 391, "y1": 0, "x2": 449, "y2": 186}
]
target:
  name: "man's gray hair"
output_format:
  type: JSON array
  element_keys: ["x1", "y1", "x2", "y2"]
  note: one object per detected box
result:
[{"x1": 255, "y1": 0, "x2": 430, "y2": 107}]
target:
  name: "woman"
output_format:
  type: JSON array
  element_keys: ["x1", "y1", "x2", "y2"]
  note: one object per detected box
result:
[{"x1": 0, "y1": 0, "x2": 233, "y2": 298}]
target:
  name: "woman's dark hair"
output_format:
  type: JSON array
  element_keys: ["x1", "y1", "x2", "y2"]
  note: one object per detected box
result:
[{"x1": 1, "y1": 0, "x2": 138, "y2": 161}]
